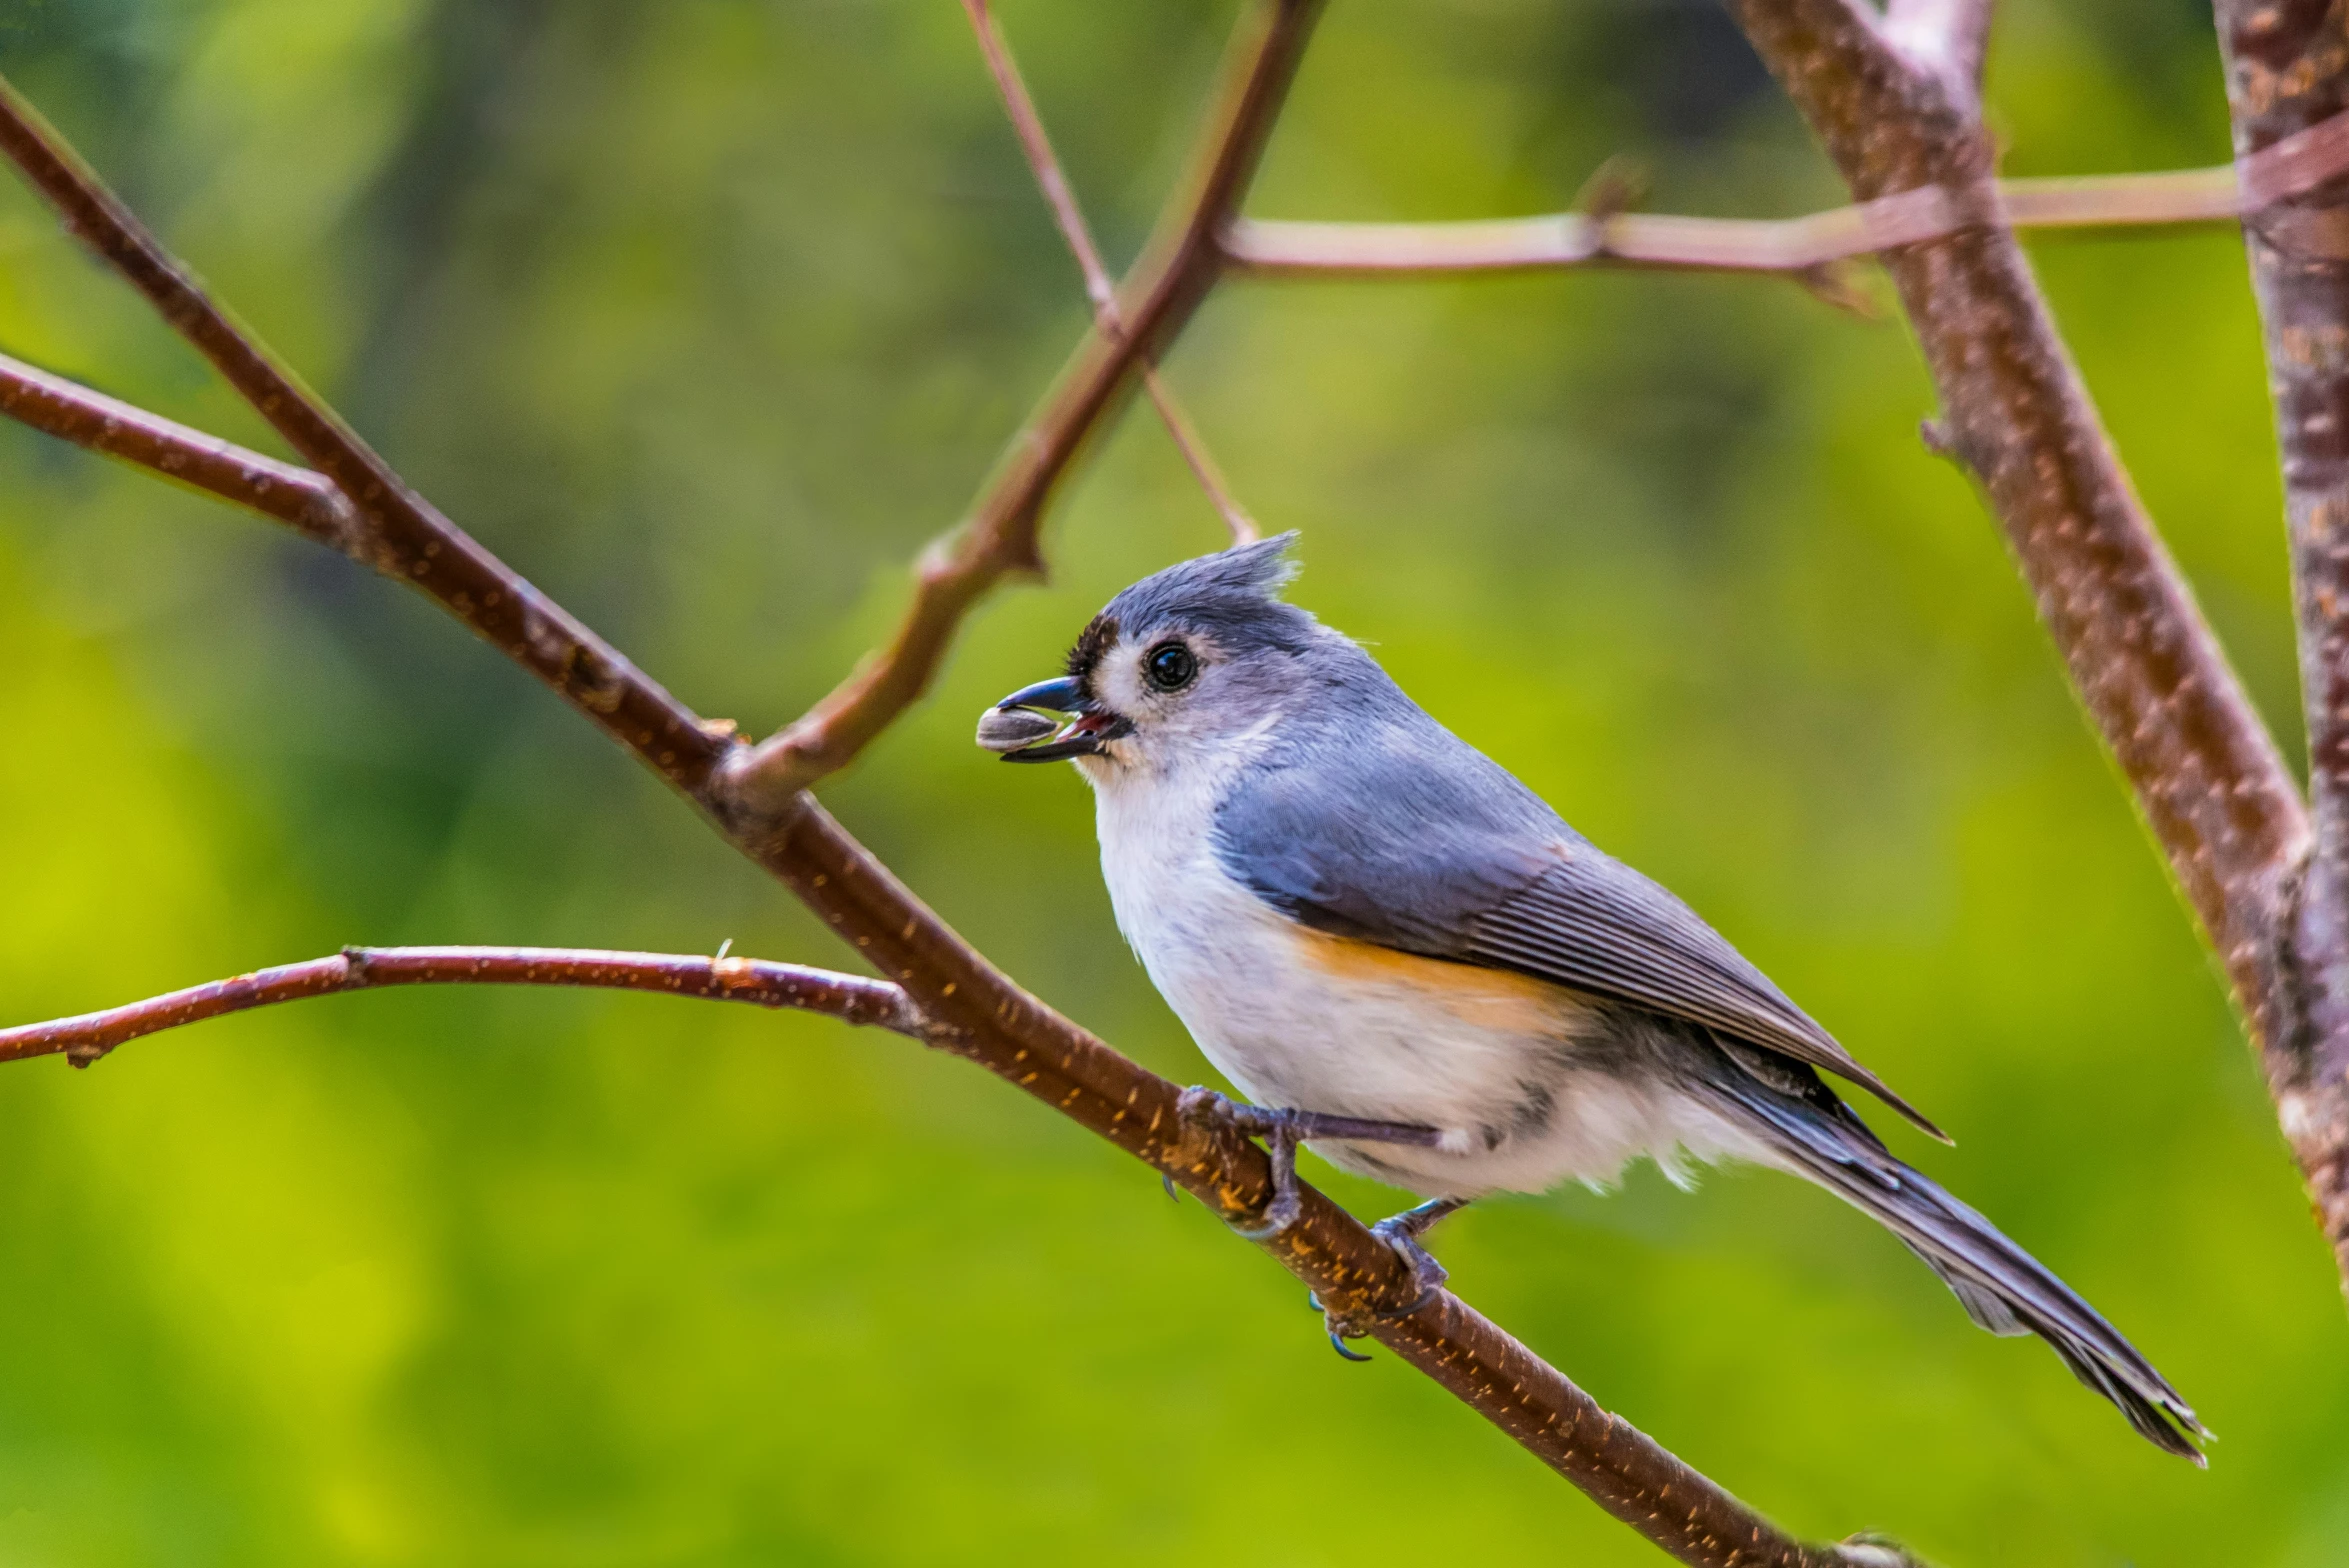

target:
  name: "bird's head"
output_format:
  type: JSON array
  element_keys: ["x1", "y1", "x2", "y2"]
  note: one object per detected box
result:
[{"x1": 979, "y1": 532, "x2": 1335, "y2": 781}]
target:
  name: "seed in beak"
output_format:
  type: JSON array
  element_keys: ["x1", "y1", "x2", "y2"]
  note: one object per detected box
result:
[{"x1": 976, "y1": 707, "x2": 1062, "y2": 753}]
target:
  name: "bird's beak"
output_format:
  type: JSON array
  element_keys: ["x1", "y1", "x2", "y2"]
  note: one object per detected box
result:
[{"x1": 979, "y1": 675, "x2": 1133, "y2": 763}]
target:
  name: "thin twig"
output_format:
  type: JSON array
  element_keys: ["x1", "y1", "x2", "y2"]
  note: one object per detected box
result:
[
  {"x1": 1226, "y1": 153, "x2": 2349, "y2": 278},
  {"x1": 2211, "y1": 0, "x2": 2349, "y2": 1282},
  {"x1": 714, "y1": 0, "x2": 1314, "y2": 809},
  {"x1": 0, "y1": 947, "x2": 930, "y2": 1067},
  {"x1": 0, "y1": 349, "x2": 352, "y2": 538},
  {"x1": 0, "y1": 21, "x2": 1884, "y2": 1565},
  {"x1": 961, "y1": 0, "x2": 1256, "y2": 545},
  {"x1": 1726, "y1": 0, "x2": 2325, "y2": 1285}
]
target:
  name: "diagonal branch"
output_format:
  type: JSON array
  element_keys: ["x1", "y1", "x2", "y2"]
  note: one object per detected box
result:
[
  {"x1": 961, "y1": 0, "x2": 1256, "y2": 545},
  {"x1": 0, "y1": 79, "x2": 718, "y2": 796},
  {"x1": 0, "y1": 25, "x2": 1899, "y2": 1566},
  {"x1": 2210, "y1": 0, "x2": 2349, "y2": 1277},
  {"x1": 0, "y1": 348, "x2": 353, "y2": 537},
  {"x1": 715, "y1": 0, "x2": 1316, "y2": 808},
  {"x1": 1727, "y1": 0, "x2": 2332, "y2": 1277},
  {"x1": 0, "y1": 947, "x2": 930, "y2": 1067}
]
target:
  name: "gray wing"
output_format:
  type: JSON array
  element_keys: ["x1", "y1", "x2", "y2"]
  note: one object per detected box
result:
[
  {"x1": 1213, "y1": 702, "x2": 1944, "y2": 1140},
  {"x1": 1467, "y1": 855, "x2": 1944, "y2": 1138}
]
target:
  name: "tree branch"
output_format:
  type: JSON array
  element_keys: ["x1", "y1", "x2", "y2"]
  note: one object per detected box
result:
[
  {"x1": 1222, "y1": 119, "x2": 2349, "y2": 280},
  {"x1": 0, "y1": 79, "x2": 719, "y2": 796},
  {"x1": 0, "y1": 947, "x2": 929, "y2": 1067},
  {"x1": 2211, "y1": 0, "x2": 2349, "y2": 1277},
  {"x1": 1728, "y1": 0, "x2": 2326, "y2": 1271},
  {"x1": 961, "y1": 0, "x2": 1256, "y2": 546},
  {"x1": 0, "y1": 348, "x2": 353, "y2": 538},
  {"x1": 0, "y1": 31, "x2": 1897, "y2": 1566},
  {"x1": 717, "y1": 1, "x2": 1314, "y2": 808}
]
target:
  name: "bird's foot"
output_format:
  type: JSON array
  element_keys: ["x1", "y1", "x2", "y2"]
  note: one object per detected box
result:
[
  {"x1": 1314, "y1": 1197, "x2": 1471, "y2": 1358},
  {"x1": 1369, "y1": 1196, "x2": 1469, "y2": 1313},
  {"x1": 1173, "y1": 1086, "x2": 1439, "y2": 1241}
]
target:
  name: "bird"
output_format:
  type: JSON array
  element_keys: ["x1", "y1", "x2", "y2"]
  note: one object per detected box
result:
[{"x1": 977, "y1": 531, "x2": 2206, "y2": 1461}]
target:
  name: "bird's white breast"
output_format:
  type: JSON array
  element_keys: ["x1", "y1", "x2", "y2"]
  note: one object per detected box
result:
[{"x1": 1081, "y1": 749, "x2": 1753, "y2": 1199}]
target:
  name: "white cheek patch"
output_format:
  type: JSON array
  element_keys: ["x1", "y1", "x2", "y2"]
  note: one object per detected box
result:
[{"x1": 1095, "y1": 638, "x2": 1146, "y2": 716}]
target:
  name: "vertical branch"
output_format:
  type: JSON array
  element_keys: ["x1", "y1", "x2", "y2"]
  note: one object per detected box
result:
[
  {"x1": 1730, "y1": 0, "x2": 2331, "y2": 1270},
  {"x1": 2212, "y1": 0, "x2": 2349, "y2": 1274}
]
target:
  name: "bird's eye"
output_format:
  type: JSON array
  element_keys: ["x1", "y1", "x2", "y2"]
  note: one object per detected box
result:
[{"x1": 1144, "y1": 641, "x2": 1197, "y2": 693}]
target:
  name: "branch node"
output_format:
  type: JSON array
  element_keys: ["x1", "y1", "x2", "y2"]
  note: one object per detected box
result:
[
  {"x1": 1573, "y1": 155, "x2": 1649, "y2": 227},
  {"x1": 1798, "y1": 259, "x2": 1882, "y2": 319}
]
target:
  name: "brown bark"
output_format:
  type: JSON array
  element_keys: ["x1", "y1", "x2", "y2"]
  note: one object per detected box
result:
[
  {"x1": 1730, "y1": 0, "x2": 2324, "y2": 1268},
  {"x1": 0, "y1": 80, "x2": 716, "y2": 797},
  {"x1": 0, "y1": 348, "x2": 348, "y2": 537},
  {"x1": 2212, "y1": 0, "x2": 2349, "y2": 1276},
  {"x1": 0, "y1": 948, "x2": 927, "y2": 1066}
]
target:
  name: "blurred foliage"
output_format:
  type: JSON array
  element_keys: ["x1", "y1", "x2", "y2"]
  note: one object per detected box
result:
[{"x1": 0, "y1": 0, "x2": 2338, "y2": 1562}]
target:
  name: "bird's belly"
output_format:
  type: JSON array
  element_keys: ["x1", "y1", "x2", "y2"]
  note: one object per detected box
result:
[{"x1": 1114, "y1": 867, "x2": 1737, "y2": 1199}]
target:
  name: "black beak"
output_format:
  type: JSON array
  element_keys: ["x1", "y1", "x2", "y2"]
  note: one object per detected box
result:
[{"x1": 988, "y1": 676, "x2": 1133, "y2": 763}]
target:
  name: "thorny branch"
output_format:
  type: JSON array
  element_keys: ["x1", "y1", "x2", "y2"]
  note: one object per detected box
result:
[
  {"x1": 0, "y1": 4, "x2": 1906, "y2": 1564},
  {"x1": 960, "y1": 0, "x2": 1257, "y2": 545},
  {"x1": 0, "y1": 948, "x2": 930, "y2": 1067}
]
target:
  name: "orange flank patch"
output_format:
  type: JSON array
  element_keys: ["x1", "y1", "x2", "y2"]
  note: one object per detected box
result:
[{"x1": 1291, "y1": 925, "x2": 1573, "y2": 1036}]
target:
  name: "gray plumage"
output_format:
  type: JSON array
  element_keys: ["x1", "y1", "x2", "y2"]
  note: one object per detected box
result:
[
  {"x1": 990, "y1": 533, "x2": 2205, "y2": 1460},
  {"x1": 1207, "y1": 640, "x2": 1947, "y2": 1141}
]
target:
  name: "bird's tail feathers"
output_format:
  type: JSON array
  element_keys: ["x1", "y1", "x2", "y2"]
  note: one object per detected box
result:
[{"x1": 1692, "y1": 1054, "x2": 2209, "y2": 1462}]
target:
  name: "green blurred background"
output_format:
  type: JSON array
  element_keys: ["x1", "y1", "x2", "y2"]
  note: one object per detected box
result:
[{"x1": 0, "y1": 0, "x2": 2334, "y2": 1561}]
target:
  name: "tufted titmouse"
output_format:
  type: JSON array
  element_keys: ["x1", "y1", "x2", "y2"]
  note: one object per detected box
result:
[{"x1": 982, "y1": 534, "x2": 2202, "y2": 1459}]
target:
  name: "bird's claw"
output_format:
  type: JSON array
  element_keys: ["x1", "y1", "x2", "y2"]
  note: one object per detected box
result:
[
  {"x1": 1369, "y1": 1210, "x2": 1453, "y2": 1317},
  {"x1": 1176, "y1": 1085, "x2": 1305, "y2": 1239},
  {"x1": 1310, "y1": 1198, "x2": 1467, "y2": 1355},
  {"x1": 1174, "y1": 1086, "x2": 1444, "y2": 1241}
]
